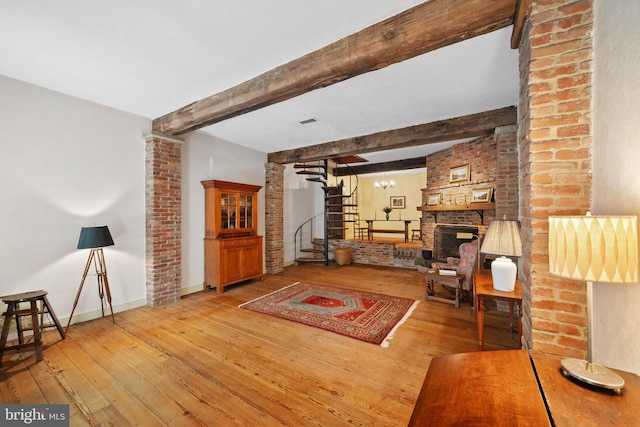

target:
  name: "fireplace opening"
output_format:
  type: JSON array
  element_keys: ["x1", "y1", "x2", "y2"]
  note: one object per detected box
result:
[{"x1": 432, "y1": 225, "x2": 479, "y2": 263}]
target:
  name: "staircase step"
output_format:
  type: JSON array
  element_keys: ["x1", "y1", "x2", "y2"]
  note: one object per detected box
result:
[
  {"x1": 296, "y1": 170, "x2": 328, "y2": 177},
  {"x1": 307, "y1": 177, "x2": 327, "y2": 183},
  {"x1": 294, "y1": 163, "x2": 326, "y2": 169},
  {"x1": 324, "y1": 194, "x2": 349, "y2": 199},
  {"x1": 300, "y1": 248, "x2": 324, "y2": 253}
]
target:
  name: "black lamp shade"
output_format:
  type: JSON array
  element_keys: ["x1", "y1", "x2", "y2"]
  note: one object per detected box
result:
[{"x1": 77, "y1": 226, "x2": 114, "y2": 249}]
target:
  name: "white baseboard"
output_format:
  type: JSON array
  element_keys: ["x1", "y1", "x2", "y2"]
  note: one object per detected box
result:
[{"x1": 63, "y1": 297, "x2": 148, "y2": 328}]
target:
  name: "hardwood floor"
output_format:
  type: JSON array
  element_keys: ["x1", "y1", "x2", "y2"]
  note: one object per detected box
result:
[{"x1": 1, "y1": 264, "x2": 519, "y2": 426}]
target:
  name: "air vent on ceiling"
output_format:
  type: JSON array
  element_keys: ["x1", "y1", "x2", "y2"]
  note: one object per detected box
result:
[{"x1": 299, "y1": 118, "x2": 317, "y2": 125}]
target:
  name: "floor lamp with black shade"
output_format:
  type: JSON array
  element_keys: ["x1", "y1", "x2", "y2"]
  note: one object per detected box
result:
[{"x1": 66, "y1": 226, "x2": 116, "y2": 333}]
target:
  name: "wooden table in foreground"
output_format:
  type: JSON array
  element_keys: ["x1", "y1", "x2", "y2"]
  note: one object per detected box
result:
[
  {"x1": 474, "y1": 268, "x2": 522, "y2": 350},
  {"x1": 409, "y1": 350, "x2": 550, "y2": 426},
  {"x1": 409, "y1": 349, "x2": 640, "y2": 426},
  {"x1": 530, "y1": 350, "x2": 640, "y2": 426}
]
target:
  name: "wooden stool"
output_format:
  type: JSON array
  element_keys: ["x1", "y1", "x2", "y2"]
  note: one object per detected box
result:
[
  {"x1": 0, "y1": 290, "x2": 65, "y2": 367},
  {"x1": 411, "y1": 229, "x2": 421, "y2": 241}
]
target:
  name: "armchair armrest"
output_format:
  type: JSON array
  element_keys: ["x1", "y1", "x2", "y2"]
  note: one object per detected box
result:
[{"x1": 446, "y1": 257, "x2": 462, "y2": 267}]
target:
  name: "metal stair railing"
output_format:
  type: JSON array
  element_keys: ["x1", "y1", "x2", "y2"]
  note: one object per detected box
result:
[{"x1": 294, "y1": 212, "x2": 325, "y2": 263}]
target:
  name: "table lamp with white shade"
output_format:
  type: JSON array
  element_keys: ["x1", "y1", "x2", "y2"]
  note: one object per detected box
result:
[
  {"x1": 548, "y1": 213, "x2": 637, "y2": 394},
  {"x1": 480, "y1": 216, "x2": 523, "y2": 292}
]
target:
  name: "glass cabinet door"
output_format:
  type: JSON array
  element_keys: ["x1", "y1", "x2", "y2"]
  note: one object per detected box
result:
[
  {"x1": 221, "y1": 193, "x2": 237, "y2": 229},
  {"x1": 239, "y1": 194, "x2": 253, "y2": 229}
]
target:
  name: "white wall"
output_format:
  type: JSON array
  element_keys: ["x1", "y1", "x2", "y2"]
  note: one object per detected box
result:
[
  {"x1": 181, "y1": 132, "x2": 267, "y2": 290},
  {"x1": 593, "y1": 0, "x2": 640, "y2": 374},
  {"x1": 0, "y1": 75, "x2": 271, "y2": 326},
  {"x1": 0, "y1": 75, "x2": 149, "y2": 323}
]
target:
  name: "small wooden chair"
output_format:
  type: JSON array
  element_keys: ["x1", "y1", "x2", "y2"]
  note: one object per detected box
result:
[
  {"x1": 0, "y1": 290, "x2": 65, "y2": 367},
  {"x1": 411, "y1": 229, "x2": 422, "y2": 241},
  {"x1": 354, "y1": 221, "x2": 369, "y2": 240}
]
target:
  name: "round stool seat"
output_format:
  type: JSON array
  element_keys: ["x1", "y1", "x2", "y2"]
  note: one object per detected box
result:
[{"x1": 2, "y1": 290, "x2": 48, "y2": 304}]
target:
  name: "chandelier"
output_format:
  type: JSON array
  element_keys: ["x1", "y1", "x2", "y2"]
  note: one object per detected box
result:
[{"x1": 374, "y1": 179, "x2": 395, "y2": 189}]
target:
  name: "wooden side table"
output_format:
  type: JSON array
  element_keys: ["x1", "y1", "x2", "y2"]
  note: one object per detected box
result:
[
  {"x1": 425, "y1": 270, "x2": 465, "y2": 308},
  {"x1": 474, "y1": 269, "x2": 522, "y2": 350}
]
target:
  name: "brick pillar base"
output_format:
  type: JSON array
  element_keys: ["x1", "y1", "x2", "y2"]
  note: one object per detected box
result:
[
  {"x1": 145, "y1": 132, "x2": 183, "y2": 306},
  {"x1": 265, "y1": 162, "x2": 285, "y2": 274}
]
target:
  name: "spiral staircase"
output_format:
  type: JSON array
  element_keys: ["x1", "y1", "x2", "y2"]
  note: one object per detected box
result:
[{"x1": 293, "y1": 159, "x2": 359, "y2": 265}]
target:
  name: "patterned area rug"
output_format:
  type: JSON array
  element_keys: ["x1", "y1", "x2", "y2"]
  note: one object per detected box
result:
[{"x1": 239, "y1": 281, "x2": 419, "y2": 347}]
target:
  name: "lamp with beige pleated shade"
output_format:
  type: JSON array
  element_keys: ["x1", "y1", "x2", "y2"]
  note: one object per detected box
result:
[
  {"x1": 480, "y1": 216, "x2": 522, "y2": 292},
  {"x1": 548, "y1": 213, "x2": 638, "y2": 394}
]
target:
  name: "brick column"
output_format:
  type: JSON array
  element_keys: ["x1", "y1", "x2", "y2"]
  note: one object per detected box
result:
[
  {"x1": 518, "y1": 0, "x2": 593, "y2": 357},
  {"x1": 145, "y1": 132, "x2": 183, "y2": 306},
  {"x1": 264, "y1": 162, "x2": 285, "y2": 274}
]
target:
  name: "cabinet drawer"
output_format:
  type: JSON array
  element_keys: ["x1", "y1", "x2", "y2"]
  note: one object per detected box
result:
[{"x1": 220, "y1": 237, "x2": 259, "y2": 248}]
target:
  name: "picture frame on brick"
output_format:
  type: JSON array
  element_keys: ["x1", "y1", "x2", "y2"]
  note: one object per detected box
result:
[
  {"x1": 427, "y1": 193, "x2": 441, "y2": 206},
  {"x1": 471, "y1": 187, "x2": 492, "y2": 203},
  {"x1": 449, "y1": 163, "x2": 470, "y2": 183}
]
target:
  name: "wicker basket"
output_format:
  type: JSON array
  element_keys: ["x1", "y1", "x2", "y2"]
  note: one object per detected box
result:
[{"x1": 334, "y1": 247, "x2": 352, "y2": 266}]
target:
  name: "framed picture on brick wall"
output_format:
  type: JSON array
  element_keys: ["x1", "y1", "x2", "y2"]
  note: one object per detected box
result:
[
  {"x1": 471, "y1": 187, "x2": 492, "y2": 203},
  {"x1": 449, "y1": 163, "x2": 470, "y2": 183},
  {"x1": 427, "y1": 193, "x2": 441, "y2": 206}
]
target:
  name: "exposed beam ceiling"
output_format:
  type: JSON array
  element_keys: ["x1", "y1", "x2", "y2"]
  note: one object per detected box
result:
[
  {"x1": 267, "y1": 106, "x2": 517, "y2": 164},
  {"x1": 1, "y1": 2, "x2": 520, "y2": 164},
  {"x1": 152, "y1": 0, "x2": 516, "y2": 136}
]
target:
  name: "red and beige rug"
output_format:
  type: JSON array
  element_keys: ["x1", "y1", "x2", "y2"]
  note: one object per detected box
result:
[{"x1": 239, "y1": 281, "x2": 419, "y2": 347}]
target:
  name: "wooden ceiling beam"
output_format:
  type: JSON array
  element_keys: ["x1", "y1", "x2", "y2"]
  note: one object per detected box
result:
[
  {"x1": 511, "y1": 0, "x2": 533, "y2": 49},
  {"x1": 152, "y1": 0, "x2": 516, "y2": 135},
  {"x1": 267, "y1": 106, "x2": 517, "y2": 164},
  {"x1": 333, "y1": 157, "x2": 426, "y2": 177}
]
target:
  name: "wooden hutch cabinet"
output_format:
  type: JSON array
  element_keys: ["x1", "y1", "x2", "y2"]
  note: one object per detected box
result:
[{"x1": 201, "y1": 180, "x2": 263, "y2": 294}]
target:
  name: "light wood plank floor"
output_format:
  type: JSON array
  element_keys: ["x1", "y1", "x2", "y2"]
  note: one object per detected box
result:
[{"x1": 1, "y1": 264, "x2": 519, "y2": 426}]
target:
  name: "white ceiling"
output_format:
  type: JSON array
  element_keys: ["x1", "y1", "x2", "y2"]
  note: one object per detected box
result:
[{"x1": 0, "y1": 0, "x2": 519, "y2": 164}]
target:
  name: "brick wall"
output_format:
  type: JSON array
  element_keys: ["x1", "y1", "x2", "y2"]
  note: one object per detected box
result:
[
  {"x1": 145, "y1": 133, "x2": 183, "y2": 306},
  {"x1": 265, "y1": 162, "x2": 285, "y2": 274},
  {"x1": 326, "y1": 239, "x2": 420, "y2": 268},
  {"x1": 519, "y1": 0, "x2": 593, "y2": 357},
  {"x1": 420, "y1": 130, "x2": 518, "y2": 251},
  {"x1": 495, "y1": 125, "x2": 519, "y2": 220}
]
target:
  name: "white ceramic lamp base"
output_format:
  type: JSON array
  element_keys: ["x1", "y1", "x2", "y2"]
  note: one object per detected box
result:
[{"x1": 491, "y1": 256, "x2": 517, "y2": 291}]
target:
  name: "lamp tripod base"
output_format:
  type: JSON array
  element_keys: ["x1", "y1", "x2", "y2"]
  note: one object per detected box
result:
[
  {"x1": 561, "y1": 358, "x2": 625, "y2": 395},
  {"x1": 66, "y1": 248, "x2": 115, "y2": 333}
]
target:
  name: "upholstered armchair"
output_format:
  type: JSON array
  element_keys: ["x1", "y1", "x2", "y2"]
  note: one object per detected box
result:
[{"x1": 431, "y1": 240, "x2": 478, "y2": 293}]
